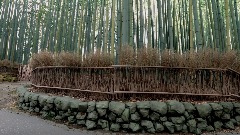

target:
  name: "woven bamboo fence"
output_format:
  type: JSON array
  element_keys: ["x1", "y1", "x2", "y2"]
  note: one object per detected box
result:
[{"x1": 31, "y1": 65, "x2": 240, "y2": 100}]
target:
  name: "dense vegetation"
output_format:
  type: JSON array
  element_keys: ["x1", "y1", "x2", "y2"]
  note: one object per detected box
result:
[{"x1": 0, "y1": 0, "x2": 240, "y2": 65}]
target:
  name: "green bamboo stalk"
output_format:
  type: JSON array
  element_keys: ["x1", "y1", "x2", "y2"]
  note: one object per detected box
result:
[
  {"x1": 147, "y1": 0, "x2": 152, "y2": 47},
  {"x1": 122, "y1": 0, "x2": 129, "y2": 46},
  {"x1": 192, "y1": 0, "x2": 203, "y2": 50},
  {"x1": 111, "y1": 0, "x2": 116, "y2": 56},
  {"x1": 225, "y1": 0, "x2": 231, "y2": 50},
  {"x1": 139, "y1": 0, "x2": 144, "y2": 48},
  {"x1": 90, "y1": 0, "x2": 98, "y2": 52}
]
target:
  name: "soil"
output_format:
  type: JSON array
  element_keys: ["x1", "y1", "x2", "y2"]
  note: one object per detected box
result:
[{"x1": 0, "y1": 81, "x2": 30, "y2": 110}]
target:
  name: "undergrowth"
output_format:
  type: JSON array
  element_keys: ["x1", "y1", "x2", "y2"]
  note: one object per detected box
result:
[
  {"x1": 29, "y1": 47, "x2": 240, "y2": 72},
  {"x1": 0, "y1": 59, "x2": 19, "y2": 68}
]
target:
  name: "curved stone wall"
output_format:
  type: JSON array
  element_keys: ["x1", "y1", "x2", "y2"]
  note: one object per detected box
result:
[{"x1": 17, "y1": 86, "x2": 240, "y2": 134}]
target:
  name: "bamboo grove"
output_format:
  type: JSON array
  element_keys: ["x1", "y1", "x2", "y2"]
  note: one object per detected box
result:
[{"x1": 0, "y1": 0, "x2": 240, "y2": 64}]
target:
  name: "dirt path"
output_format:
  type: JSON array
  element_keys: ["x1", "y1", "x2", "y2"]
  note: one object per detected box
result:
[{"x1": 0, "y1": 81, "x2": 30, "y2": 109}]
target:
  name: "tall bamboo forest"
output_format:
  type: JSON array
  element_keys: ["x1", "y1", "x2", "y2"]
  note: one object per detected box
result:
[{"x1": 1, "y1": 0, "x2": 240, "y2": 64}]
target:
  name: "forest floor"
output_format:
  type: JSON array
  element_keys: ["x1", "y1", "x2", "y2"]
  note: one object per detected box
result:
[{"x1": 0, "y1": 82, "x2": 240, "y2": 135}]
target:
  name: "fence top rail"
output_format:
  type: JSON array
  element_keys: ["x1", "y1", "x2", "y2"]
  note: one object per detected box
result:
[
  {"x1": 227, "y1": 68, "x2": 240, "y2": 75},
  {"x1": 32, "y1": 65, "x2": 227, "y2": 72},
  {"x1": 32, "y1": 66, "x2": 115, "y2": 71}
]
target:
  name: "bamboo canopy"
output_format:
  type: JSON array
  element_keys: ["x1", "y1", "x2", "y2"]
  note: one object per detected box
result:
[{"x1": 0, "y1": 0, "x2": 240, "y2": 64}]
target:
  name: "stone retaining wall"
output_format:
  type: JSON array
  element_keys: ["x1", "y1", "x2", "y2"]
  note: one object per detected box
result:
[{"x1": 17, "y1": 86, "x2": 240, "y2": 134}]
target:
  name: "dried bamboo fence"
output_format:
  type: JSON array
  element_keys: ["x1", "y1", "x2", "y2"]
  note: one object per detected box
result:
[{"x1": 31, "y1": 66, "x2": 240, "y2": 100}]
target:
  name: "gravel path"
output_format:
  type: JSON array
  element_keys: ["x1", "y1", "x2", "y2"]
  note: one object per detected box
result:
[{"x1": 0, "y1": 82, "x2": 240, "y2": 135}]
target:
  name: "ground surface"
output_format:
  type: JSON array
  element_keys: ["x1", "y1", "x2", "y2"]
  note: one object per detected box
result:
[{"x1": 0, "y1": 82, "x2": 240, "y2": 135}]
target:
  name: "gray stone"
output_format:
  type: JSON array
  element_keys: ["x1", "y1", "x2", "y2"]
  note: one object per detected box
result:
[
  {"x1": 87, "y1": 111, "x2": 98, "y2": 121},
  {"x1": 50, "y1": 111, "x2": 56, "y2": 117},
  {"x1": 195, "y1": 103, "x2": 212, "y2": 118},
  {"x1": 182, "y1": 124, "x2": 188, "y2": 133},
  {"x1": 34, "y1": 108, "x2": 40, "y2": 113},
  {"x1": 155, "y1": 123, "x2": 164, "y2": 133},
  {"x1": 231, "y1": 118, "x2": 237, "y2": 125},
  {"x1": 109, "y1": 101, "x2": 125, "y2": 116},
  {"x1": 55, "y1": 115, "x2": 63, "y2": 120},
  {"x1": 87, "y1": 101, "x2": 96, "y2": 112},
  {"x1": 122, "y1": 124, "x2": 129, "y2": 130},
  {"x1": 197, "y1": 119, "x2": 208, "y2": 131},
  {"x1": 46, "y1": 103, "x2": 54, "y2": 109},
  {"x1": 38, "y1": 95, "x2": 49, "y2": 106},
  {"x1": 31, "y1": 94, "x2": 40, "y2": 101},
  {"x1": 129, "y1": 122, "x2": 141, "y2": 132},
  {"x1": 46, "y1": 96, "x2": 56, "y2": 104},
  {"x1": 23, "y1": 106, "x2": 28, "y2": 111},
  {"x1": 234, "y1": 102, "x2": 240, "y2": 108},
  {"x1": 58, "y1": 111, "x2": 64, "y2": 116},
  {"x1": 209, "y1": 103, "x2": 223, "y2": 111},
  {"x1": 224, "y1": 121, "x2": 235, "y2": 130},
  {"x1": 19, "y1": 97, "x2": 24, "y2": 103},
  {"x1": 167, "y1": 100, "x2": 185, "y2": 115},
  {"x1": 187, "y1": 119, "x2": 197, "y2": 133},
  {"x1": 77, "y1": 102, "x2": 88, "y2": 112},
  {"x1": 196, "y1": 118, "x2": 206, "y2": 122},
  {"x1": 60, "y1": 97, "x2": 72, "y2": 111},
  {"x1": 97, "y1": 119, "x2": 109, "y2": 129},
  {"x1": 235, "y1": 116, "x2": 240, "y2": 122},
  {"x1": 169, "y1": 116, "x2": 185, "y2": 124},
  {"x1": 96, "y1": 101, "x2": 109, "y2": 109},
  {"x1": 214, "y1": 121, "x2": 223, "y2": 130},
  {"x1": 24, "y1": 92, "x2": 31, "y2": 102},
  {"x1": 183, "y1": 102, "x2": 196, "y2": 113},
  {"x1": 110, "y1": 123, "x2": 120, "y2": 132},
  {"x1": 221, "y1": 113, "x2": 231, "y2": 120},
  {"x1": 130, "y1": 112, "x2": 141, "y2": 122},
  {"x1": 30, "y1": 101, "x2": 38, "y2": 107},
  {"x1": 116, "y1": 118, "x2": 124, "y2": 123},
  {"x1": 69, "y1": 99, "x2": 80, "y2": 110},
  {"x1": 147, "y1": 128, "x2": 156, "y2": 134},
  {"x1": 97, "y1": 109, "x2": 107, "y2": 117},
  {"x1": 220, "y1": 102, "x2": 233, "y2": 113},
  {"x1": 43, "y1": 106, "x2": 50, "y2": 111},
  {"x1": 160, "y1": 116, "x2": 167, "y2": 122},
  {"x1": 150, "y1": 112, "x2": 160, "y2": 121},
  {"x1": 136, "y1": 101, "x2": 150, "y2": 109},
  {"x1": 41, "y1": 111, "x2": 49, "y2": 119},
  {"x1": 86, "y1": 120, "x2": 96, "y2": 130},
  {"x1": 108, "y1": 112, "x2": 116, "y2": 121},
  {"x1": 76, "y1": 112, "x2": 86, "y2": 120},
  {"x1": 63, "y1": 110, "x2": 71, "y2": 117},
  {"x1": 196, "y1": 128, "x2": 202, "y2": 135},
  {"x1": 150, "y1": 101, "x2": 167, "y2": 115},
  {"x1": 77, "y1": 120, "x2": 85, "y2": 125},
  {"x1": 214, "y1": 110, "x2": 223, "y2": 118},
  {"x1": 206, "y1": 125, "x2": 214, "y2": 132},
  {"x1": 236, "y1": 108, "x2": 240, "y2": 115},
  {"x1": 141, "y1": 120, "x2": 154, "y2": 129},
  {"x1": 126, "y1": 102, "x2": 136, "y2": 114},
  {"x1": 175, "y1": 124, "x2": 183, "y2": 132},
  {"x1": 139, "y1": 109, "x2": 149, "y2": 118},
  {"x1": 28, "y1": 107, "x2": 34, "y2": 113},
  {"x1": 184, "y1": 111, "x2": 191, "y2": 120},
  {"x1": 54, "y1": 97, "x2": 62, "y2": 110},
  {"x1": 68, "y1": 116, "x2": 76, "y2": 123},
  {"x1": 121, "y1": 108, "x2": 130, "y2": 122},
  {"x1": 163, "y1": 121, "x2": 175, "y2": 134}
]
